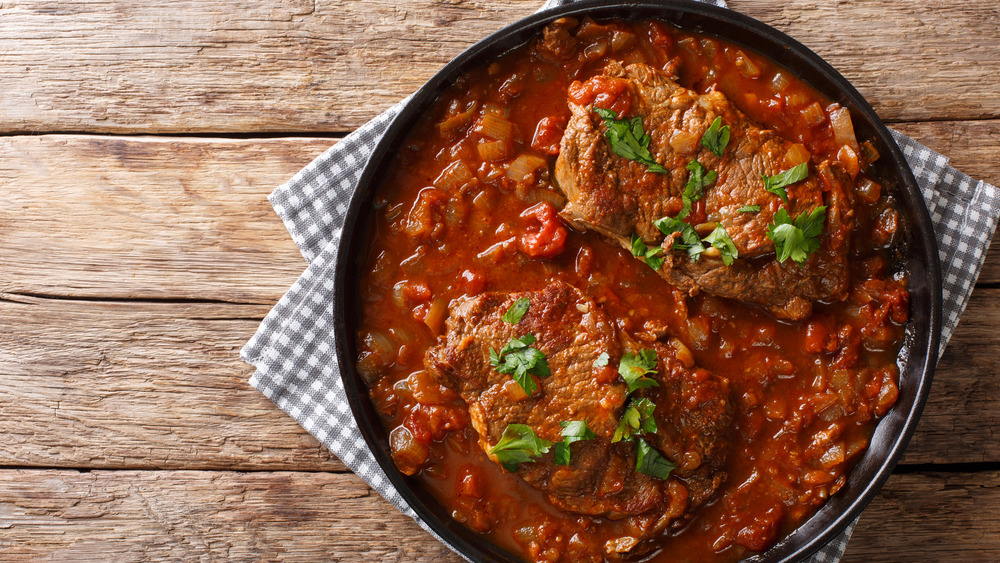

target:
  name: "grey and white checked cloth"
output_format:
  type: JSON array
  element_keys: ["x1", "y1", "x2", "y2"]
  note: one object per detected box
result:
[{"x1": 241, "y1": 0, "x2": 1000, "y2": 560}]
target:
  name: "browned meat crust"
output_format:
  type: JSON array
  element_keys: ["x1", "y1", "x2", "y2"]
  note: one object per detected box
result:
[
  {"x1": 425, "y1": 282, "x2": 733, "y2": 548},
  {"x1": 555, "y1": 62, "x2": 854, "y2": 319}
]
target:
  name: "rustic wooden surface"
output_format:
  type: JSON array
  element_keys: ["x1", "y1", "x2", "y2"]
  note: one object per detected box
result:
[{"x1": 1, "y1": 0, "x2": 998, "y2": 561}]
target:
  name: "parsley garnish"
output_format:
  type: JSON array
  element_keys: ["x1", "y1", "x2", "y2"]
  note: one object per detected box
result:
[
  {"x1": 702, "y1": 225, "x2": 739, "y2": 266},
  {"x1": 501, "y1": 298, "x2": 530, "y2": 324},
  {"x1": 553, "y1": 420, "x2": 597, "y2": 466},
  {"x1": 618, "y1": 349, "x2": 660, "y2": 393},
  {"x1": 677, "y1": 160, "x2": 716, "y2": 220},
  {"x1": 612, "y1": 397, "x2": 658, "y2": 443},
  {"x1": 594, "y1": 107, "x2": 667, "y2": 174},
  {"x1": 490, "y1": 424, "x2": 552, "y2": 472},
  {"x1": 738, "y1": 205, "x2": 761, "y2": 213},
  {"x1": 636, "y1": 438, "x2": 676, "y2": 480},
  {"x1": 653, "y1": 216, "x2": 706, "y2": 260},
  {"x1": 701, "y1": 116, "x2": 731, "y2": 157},
  {"x1": 593, "y1": 352, "x2": 610, "y2": 368},
  {"x1": 767, "y1": 206, "x2": 827, "y2": 265},
  {"x1": 631, "y1": 234, "x2": 665, "y2": 270},
  {"x1": 762, "y1": 162, "x2": 809, "y2": 204},
  {"x1": 490, "y1": 334, "x2": 550, "y2": 396}
]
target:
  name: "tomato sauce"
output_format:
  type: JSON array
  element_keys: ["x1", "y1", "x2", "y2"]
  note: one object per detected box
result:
[{"x1": 354, "y1": 17, "x2": 907, "y2": 562}]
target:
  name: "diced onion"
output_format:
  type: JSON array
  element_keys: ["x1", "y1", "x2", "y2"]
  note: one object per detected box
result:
[
  {"x1": 583, "y1": 39, "x2": 608, "y2": 60},
  {"x1": 474, "y1": 113, "x2": 515, "y2": 142},
  {"x1": 423, "y1": 298, "x2": 447, "y2": 335},
  {"x1": 670, "y1": 338, "x2": 695, "y2": 369},
  {"x1": 437, "y1": 102, "x2": 478, "y2": 133},
  {"x1": 861, "y1": 140, "x2": 881, "y2": 164},
  {"x1": 784, "y1": 143, "x2": 811, "y2": 167},
  {"x1": 771, "y1": 72, "x2": 790, "y2": 93},
  {"x1": 669, "y1": 130, "x2": 700, "y2": 155},
  {"x1": 856, "y1": 176, "x2": 882, "y2": 204},
  {"x1": 506, "y1": 154, "x2": 547, "y2": 182},
  {"x1": 801, "y1": 102, "x2": 825, "y2": 127},
  {"x1": 829, "y1": 105, "x2": 860, "y2": 152},
  {"x1": 477, "y1": 139, "x2": 512, "y2": 162},
  {"x1": 734, "y1": 50, "x2": 761, "y2": 79},
  {"x1": 434, "y1": 160, "x2": 474, "y2": 191},
  {"x1": 611, "y1": 30, "x2": 636, "y2": 52}
]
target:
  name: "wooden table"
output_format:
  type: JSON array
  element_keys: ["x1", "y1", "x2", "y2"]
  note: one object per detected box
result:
[{"x1": 2, "y1": 1, "x2": 998, "y2": 560}]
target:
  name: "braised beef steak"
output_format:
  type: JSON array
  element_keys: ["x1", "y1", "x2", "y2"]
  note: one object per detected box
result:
[
  {"x1": 425, "y1": 282, "x2": 733, "y2": 537},
  {"x1": 555, "y1": 62, "x2": 854, "y2": 319}
]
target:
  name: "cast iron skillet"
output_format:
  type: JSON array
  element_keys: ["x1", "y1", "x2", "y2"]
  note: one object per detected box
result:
[{"x1": 334, "y1": 1, "x2": 943, "y2": 561}]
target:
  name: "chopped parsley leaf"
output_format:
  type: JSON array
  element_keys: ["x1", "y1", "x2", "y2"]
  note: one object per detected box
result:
[
  {"x1": 701, "y1": 116, "x2": 731, "y2": 157},
  {"x1": 631, "y1": 233, "x2": 665, "y2": 271},
  {"x1": 762, "y1": 162, "x2": 809, "y2": 204},
  {"x1": 767, "y1": 206, "x2": 827, "y2": 265},
  {"x1": 653, "y1": 216, "x2": 706, "y2": 260},
  {"x1": 636, "y1": 438, "x2": 676, "y2": 480},
  {"x1": 501, "y1": 297, "x2": 530, "y2": 324},
  {"x1": 618, "y1": 349, "x2": 660, "y2": 393},
  {"x1": 490, "y1": 334, "x2": 550, "y2": 396},
  {"x1": 612, "y1": 397, "x2": 658, "y2": 443},
  {"x1": 490, "y1": 424, "x2": 552, "y2": 472},
  {"x1": 594, "y1": 107, "x2": 668, "y2": 174},
  {"x1": 677, "y1": 160, "x2": 717, "y2": 220},
  {"x1": 553, "y1": 420, "x2": 597, "y2": 466},
  {"x1": 738, "y1": 205, "x2": 761, "y2": 213},
  {"x1": 702, "y1": 225, "x2": 739, "y2": 266}
]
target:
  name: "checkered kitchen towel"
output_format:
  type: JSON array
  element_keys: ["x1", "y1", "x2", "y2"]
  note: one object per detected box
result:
[{"x1": 241, "y1": 0, "x2": 1000, "y2": 561}]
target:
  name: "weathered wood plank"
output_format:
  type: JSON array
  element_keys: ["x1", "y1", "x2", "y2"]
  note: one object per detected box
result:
[
  {"x1": 1, "y1": 0, "x2": 998, "y2": 134},
  {"x1": 843, "y1": 471, "x2": 1000, "y2": 562},
  {"x1": 902, "y1": 288, "x2": 1000, "y2": 464},
  {"x1": 0, "y1": 469, "x2": 993, "y2": 561},
  {"x1": 3, "y1": 126, "x2": 999, "y2": 303},
  {"x1": 0, "y1": 287, "x2": 998, "y2": 470},
  {"x1": 0, "y1": 295, "x2": 343, "y2": 472},
  {"x1": 0, "y1": 469, "x2": 457, "y2": 562},
  {"x1": 0, "y1": 135, "x2": 324, "y2": 303}
]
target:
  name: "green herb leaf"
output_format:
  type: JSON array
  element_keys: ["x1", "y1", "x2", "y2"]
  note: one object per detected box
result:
[
  {"x1": 636, "y1": 438, "x2": 676, "y2": 480},
  {"x1": 677, "y1": 160, "x2": 717, "y2": 220},
  {"x1": 593, "y1": 352, "x2": 610, "y2": 368},
  {"x1": 618, "y1": 350, "x2": 660, "y2": 393},
  {"x1": 653, "y1": 216, "x2": 706, "y2": 260},
  {"x1": 490, "y1": 334, "x2": 550, "y2": 396},
  {"x1": 737, "y1": 205, "x2": 761, "y2": 213},
  {"x1": 553, "y1": 420, "x2": 597, "y2": 466},
  {"x1": 594, "y1": 107, "x2": 668, "y2": 174},
  {"x1": 701, "y1": 116, "x2": 731, "y2": 157},
  {"x1": 767, "y1": 206, "x2": 827, "y2": 265},
  {"x1": 630, "y1": 234, "x2": 665, "y2": 270},
  {"x1": 702, "y1": 225, "x2": 739, "y2": 266},
  {"x1": 612, "y1": 397, "x2": 658, "y2": 443},
  {"x1": 501, "y1": 297, "x2": 530, "y2": 324},
  {"x1": 490, "y1": 424, "x2": 553, "y2": 472},
  {"x1": 762, "y1": 162, "x2": 809, "y2": 204}
]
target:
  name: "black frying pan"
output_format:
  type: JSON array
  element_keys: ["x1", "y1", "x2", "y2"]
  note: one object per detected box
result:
[{"x1": 334, "y1": 1, "x2": 942, "y2": 561}]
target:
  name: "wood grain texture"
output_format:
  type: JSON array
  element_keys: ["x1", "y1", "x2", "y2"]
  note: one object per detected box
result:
[
  {"x1": 0, "y1": 135, "x2": 324, "y2": 303},
  {"x1": 2, "y1": 128, "x2": 998, "y2": 303},
  {"x1": 0, "y1": 469, "x2": 994, "y2": 562},
  {"x1": 843, "y1": 471, "x2": 1000, "y2": 562},
  {"x1": 1, "y1": 0, "x2": 998, "y2": 134},
  {"x1": 1, "y1": 286, "x2": 999, "y2": 470},
  {"x1": 0, "y1": 294, "x2": 343, "y2": 472},
  {"x1": 0, "y1": 469, "x2": 457, "y2": 562}
]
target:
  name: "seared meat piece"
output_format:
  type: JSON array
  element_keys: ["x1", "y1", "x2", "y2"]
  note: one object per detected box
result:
[
  {"x1": 425, "y1": 282, "x2": 733, "y2": 538},
  {"x1": 555, "y1": 62, "x2": 854, "y2": 319}
]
